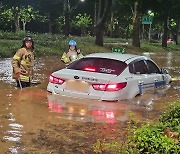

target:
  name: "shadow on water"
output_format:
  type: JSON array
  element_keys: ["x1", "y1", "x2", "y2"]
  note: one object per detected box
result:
[{"x1": 0, "y1": 53, "x2": 180, "y2": 153}]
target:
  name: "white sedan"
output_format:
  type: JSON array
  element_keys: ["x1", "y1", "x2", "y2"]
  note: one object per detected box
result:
[{"x1": 47, "y1": 53, "x2": 171, "y2": 101}]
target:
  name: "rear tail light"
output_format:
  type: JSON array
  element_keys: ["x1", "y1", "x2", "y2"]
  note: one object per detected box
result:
[
  {"x1": 83, "y1": 66, "x2": 96, "y2": 72},
  {"x1": 92, "y1": 84, "x2": 106, "y2": 91},
  {"x1": 92, "y1": 82, "x2": 127, "y2": 91},
  {"x1": 49, "y1": 75, "x2": 64, "y2": 84}
]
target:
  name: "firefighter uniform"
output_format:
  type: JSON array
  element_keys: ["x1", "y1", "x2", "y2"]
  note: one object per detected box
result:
[
  {"x1": 61, "y1": 50, "x2": 84, "y2": 64},
  {"x1": 12, "y1": 47, "x2": 34, "y2": 84}
]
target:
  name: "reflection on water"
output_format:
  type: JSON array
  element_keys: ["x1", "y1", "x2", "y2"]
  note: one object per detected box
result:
[
  {"x1": 167, "y1": 52, "x2": 173, "y2": 68},
  {"x1": 47, "y1": 82, "x2": 176, "y2": 124},
  {"x1": 0, "y1": 53, "x2": 179, "y2": 153},
  {"x1": 47, "y1": 91, "x2": 165, "y2": 124},
  {"x1": 1, "y1": 112, "x2": 24, "y2": 153},
  {"x1": 48, "y1": 94, "x2": 122, "y2": 124},
  {"x1": 0, "y1": 58, "x2": 14, "y2": 84}
]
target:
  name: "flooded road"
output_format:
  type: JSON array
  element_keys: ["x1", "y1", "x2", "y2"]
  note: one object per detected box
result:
[{"x1": 0, "y1": 52, "x2": 180, "y2": 153}]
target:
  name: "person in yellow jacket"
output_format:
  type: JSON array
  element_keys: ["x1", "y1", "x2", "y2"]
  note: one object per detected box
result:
[
  {"x1": 12, "y1": 36, "x2": 34, "y2": 88},
  {"x1": 61, "y1": 40, "x2": 83, "y2": 65}
]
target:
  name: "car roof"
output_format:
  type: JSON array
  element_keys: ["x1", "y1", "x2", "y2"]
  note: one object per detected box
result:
[{"x1": 84, "y1": 53, "x2": 148, "y2": 63}]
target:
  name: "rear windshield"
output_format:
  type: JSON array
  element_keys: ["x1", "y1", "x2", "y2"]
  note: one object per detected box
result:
[{"x1": 67, "y1": 57, "x2": 127, "y2": 75}]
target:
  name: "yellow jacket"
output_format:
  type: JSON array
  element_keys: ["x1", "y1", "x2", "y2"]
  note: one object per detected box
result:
[
  {"x1": 61, "y1": 50, "x2": 83, "y2": 64},
  {"x1": 12, "y1": 47, "x2": 34, "y2": 82}
]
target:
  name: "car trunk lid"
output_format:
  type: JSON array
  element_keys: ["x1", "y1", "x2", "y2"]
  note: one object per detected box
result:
[{"x1": 53, "y1": 69, "x2": 117, "y2": 99}]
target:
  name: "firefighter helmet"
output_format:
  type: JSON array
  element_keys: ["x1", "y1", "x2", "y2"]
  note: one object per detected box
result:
[
  {"x1": 69, "y1": 40, "x2": 77, "y2": 46},
  {"x1": 22, "y1": 36, "x2": 34, "y2": 49}
]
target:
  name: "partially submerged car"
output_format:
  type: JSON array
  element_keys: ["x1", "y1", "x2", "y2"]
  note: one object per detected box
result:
[{"x1": 47, "y1": 53, "x2": 171, "y2": 101}]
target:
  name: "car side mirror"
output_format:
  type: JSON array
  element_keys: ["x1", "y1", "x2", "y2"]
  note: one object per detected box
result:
[{"x1": 161, "y1": 68, "x2": 168, "y2": 74}]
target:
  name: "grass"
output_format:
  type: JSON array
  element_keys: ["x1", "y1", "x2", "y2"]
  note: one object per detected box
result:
[
  {"x1": 0, "y1": 31, "x2": 180, "y2": 58},
  {"x1": 141, "y1": 43, "x2": 180, "y2": 52}
]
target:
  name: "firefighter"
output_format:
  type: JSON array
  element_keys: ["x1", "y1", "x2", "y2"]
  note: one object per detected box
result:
[
  {"x1": 12, "y1": 36, "x2": 35, "y2": 88},
  {"x1": 61, "y1": 40, "x2": 83, "y2": 64}
]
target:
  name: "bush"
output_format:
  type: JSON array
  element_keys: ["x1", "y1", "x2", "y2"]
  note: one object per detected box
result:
[
  {"x1": 126, "y1": 103, "x2": 180, "y2": 154},
  {"x1": 127, "y1": 123, "x2": 180, "y2": 153},
  {"x1": 0, "y1": 31, "x2": 110, "y2": 58},
  {"x1": 160, "y1": 103, "x2": 180, "y2": 131},
  {"x1": 92, "y1": 103, "x2": 180, "y2": 154}
]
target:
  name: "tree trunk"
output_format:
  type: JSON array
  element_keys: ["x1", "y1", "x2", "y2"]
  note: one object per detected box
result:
[
  {"x1": 162, "y1": 0, "x2": 171, "y2": 48},
  {"x1": 132, "y1": 0, "x2": 141, "y2": 47},
  {"x1": 12, "y1": 7, "x2": 20, "y2": 32},
  {"x1": 177, "y1": 18, "x2": 180, "y2": 45},
  {"x1": 110, "y1": 12, "x2": 113, "y2": 38},
  {"x1": 64, "y1": 0, "x2": 70, "y2": 36},
  {"x1": 95, "y1": 25, "x2": 104, "y2": 46},
  {"x1": 22, "y1": 21, "x2": 26, "y2": 32},
  {"x1": 95, "y1": 0, "x2": 112, "y2": 46},
  {"x1": 64, "y1": 12, "x2": 70, "y2": 36},
  {"x1": 126, "y1": 24, "x2": 130, "y2": 40},
  {"x1": 162, "y1": 17, "x2": 168, "y2": 47},
  {"x1": 48, "y1": 13, "x2": 52, "y2": 34}
]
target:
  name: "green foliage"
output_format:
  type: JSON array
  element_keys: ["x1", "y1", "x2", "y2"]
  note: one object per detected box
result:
[
  {"x1": 0, "y1": 30, "x2": 26, "y2": 40},
  {"x1": 0, "y1": 32, "x2": 110, "y2": 58},
  {"x1": 1, "y1": 8, "x2": 13, "y2": 22},
  {"x1": 0, "y1": 39, "x2": 20, "y2": 57},
  {"x1": 1, "y1": 31, "x2": 180, "y2": 58},
  {"x1": 141, "y1": 43, "x2": 180, "y2": 52},
  {"x1": 126, "y1": 102, "x2": 180, "y2": 154},
  {"x1": 93, "y1": 139, "x2": 121, "y2": 153},
  {"x1": 19, "y1": 5, "x2": 38, "y2": 27},
  {"x1": 92, "y1": 103, "x2": 180, "y2": 154},
  {"x1": 127, "y1": 123, "x2": 180, "y2": 154},
  {"x1": 72, "y1": 13, "x2": 92, "y2": 35},
  {"x1": 0, "y1": 7, "x2": 13, "y2": 30},
  {"x1": 55, "y1": 16, "x2": 64, "y2": 33},
  {"x1": 159, "y1": 103, "x2": 180, "y2": 131}
]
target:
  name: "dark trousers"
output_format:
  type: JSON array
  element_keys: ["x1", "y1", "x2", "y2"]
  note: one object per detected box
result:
[{"x1": 16, "y1": 80, "x2": 31, "y2": 88}]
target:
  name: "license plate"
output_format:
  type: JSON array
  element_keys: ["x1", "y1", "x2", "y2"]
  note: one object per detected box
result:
[{"x1": 65, "y1": 80, "x2": 89, "y2": 93}]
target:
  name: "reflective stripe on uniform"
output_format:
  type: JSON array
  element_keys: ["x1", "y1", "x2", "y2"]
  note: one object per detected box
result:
[
  {"x1": 61, "y1": 53, "x2": 70, "y2": 63},
  {"x1": 21, "y1": 60, "x2": 27, "y2": 65},
  {"x1": 77, "y1": 53, "x2": 84, "y2": 59},
  {"x1": 13, "y1": 55, "x2": 21, "y2": 61},
  {"x1": 20, "y1": 74, "x2": 30, "y2": 82},
  {"x1": 21, "y1": 60, "x2": 33, "y2": 67}
]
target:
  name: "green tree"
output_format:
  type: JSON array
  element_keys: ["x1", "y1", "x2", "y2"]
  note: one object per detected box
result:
[
  {"x1": 95, "y1": 0, "x2": 112, "y2": 46},
  {"x1": 54, "y1": 16, "x2": 65, "y2": 34},
  {"x1": 0, "y1": 7, "x2": 13, "y2": 30},
  {"x1": 168, "y1": 0, "x2": 180, "y2": 45},
  {"x1": 116, "y1": 0, "x2": 142, "y2": 47},
  {"x1": 132, "y1": 0, "x2": 142, "y2": 47},
  {"x1": 19, "y1": 5, "x2": 38, "y2": 32},
  {"x1": 38, "y1": 0, "x2": 63, "y2": 34},
  {"x1": 142, "y1": 0, "x2": 180, "y2": 46},
  {"x1": 1, "y1": 0, "x2": 21, "y2": 32},
  {"x1": 72, "y1": 13, "x2": 92, "y2": 35},
  {"x1": 110, "y1": 1, "x2": 133, "y2": 39},
  {"x1": 63, "y1": 0, "x2": 85, "y2": 36}
]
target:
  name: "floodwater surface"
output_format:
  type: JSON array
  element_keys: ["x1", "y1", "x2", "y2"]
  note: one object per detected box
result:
[{"x1": 0, "y1": 52, "x2": 180, "y2": 153}]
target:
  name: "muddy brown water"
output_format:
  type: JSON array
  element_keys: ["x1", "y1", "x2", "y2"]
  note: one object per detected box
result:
[{"x1": 0, "y1": 52, "x2": 180, "y2": 153}]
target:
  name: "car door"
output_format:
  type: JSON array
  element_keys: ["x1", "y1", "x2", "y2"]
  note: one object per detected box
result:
[
  {"x1": 130, "y1": 59, "x2": 155, "y2": 94},
  {"x1": 145, "y1": 60, "x2": 166, "y2": 87}
]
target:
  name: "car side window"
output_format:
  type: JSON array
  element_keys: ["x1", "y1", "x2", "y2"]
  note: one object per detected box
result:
[
  {"x1": 130, "y1": 60, "x2": 148, "y2": 74},
  {"x1": 129, "y1": 63, "x2": 135, "y2": 74},
  {"x1": 146, "y1": 60, "x2": 160, "y2": 74}
]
